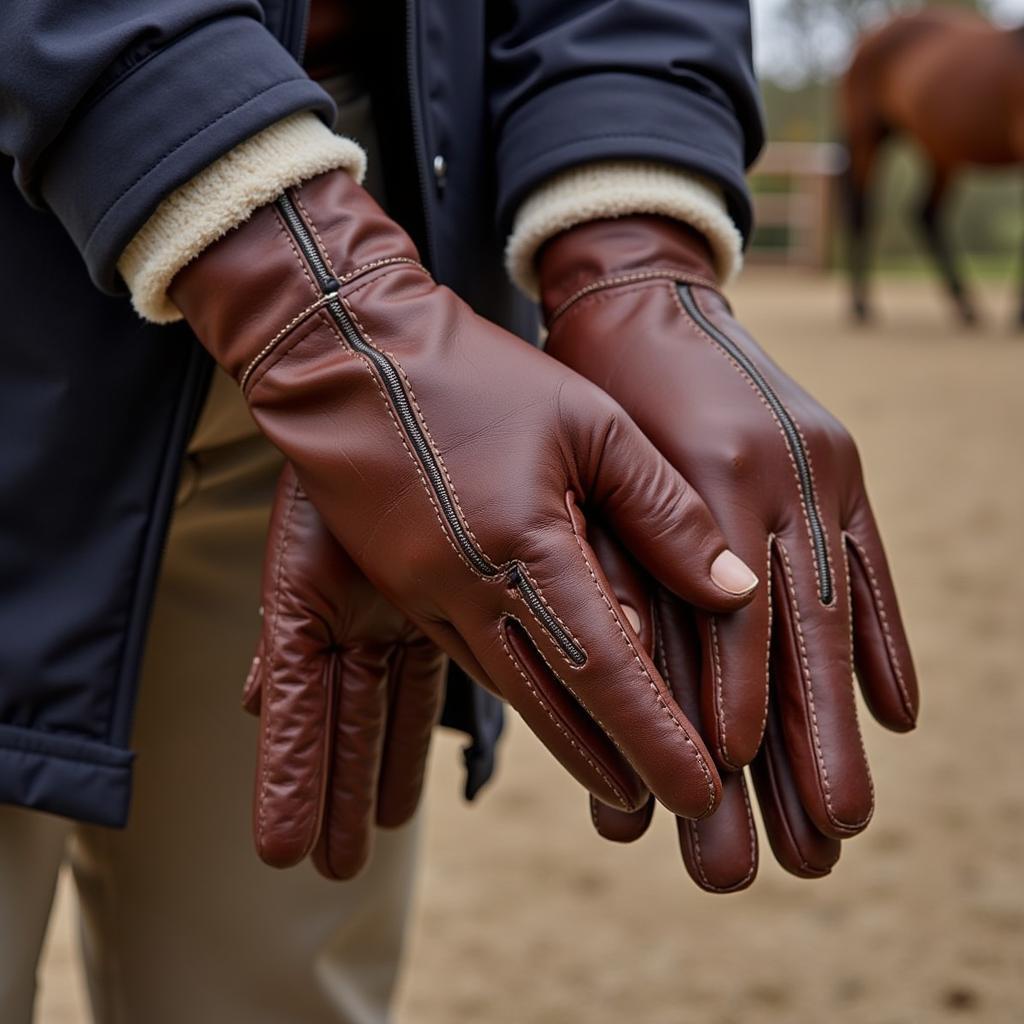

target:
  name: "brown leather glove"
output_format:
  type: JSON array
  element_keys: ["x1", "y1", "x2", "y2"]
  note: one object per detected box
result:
[
  {"x1": 539, "y1": 216, "x2": 919, "y2": 881},
  {"x1": 170, "y1": 171, "x2": 760, "y2": 821},
  {"x1": 242, "y1": 463, "x2": 444, "y2": 880}
]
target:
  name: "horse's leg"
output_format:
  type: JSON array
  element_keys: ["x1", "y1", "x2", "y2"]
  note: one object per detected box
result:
[
  {"x1": 845, "y1": 129, "x2": 884, "y2": 323},
  {"x1": 916, "y1": 164, "x2": 978, "y2": 325},
  {"x1": 1017, "y1": 178, "x2": 1024, "y2": 330}
]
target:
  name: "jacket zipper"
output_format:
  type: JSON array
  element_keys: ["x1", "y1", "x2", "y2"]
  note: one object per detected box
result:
[
  {"x1": 285, "y1": 0, "x2": 309, "y2": 65},
  {"x1": 676, "y1": 284, "x2": 834, "y2": 605},
  {"x1": 275, "y1": 191, "x2": 586, "y2": 663},
  {"x1": 404, "y1": 0, "x2": 437, "y2": 272}
]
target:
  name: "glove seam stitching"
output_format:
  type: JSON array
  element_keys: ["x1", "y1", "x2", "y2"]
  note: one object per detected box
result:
[
  {"x1": 775, "y1": 537, "x2": 871, "y2": 834},
  {"x1": 761, "y1": 726, "x2": 830, "y2": 876},
  {"x1": 504, "y1": 613, "x2": 625, "y2": 758},
  {"x1": 737, "y1": 771, "x2": 759, "y2": 885},
  {"x1": 509, "y1": 610, "x2": 640, "y2": 775},
  {"x1": 654, "y1": 602, "x2": 726, "y2": 888},
  {"x1": 715, "y1": 537, "x2": 773, "y2": 767},
  {"x1": 840, "y1": 541, "x2": 876, "y2": 808},
  {"x1": 244, "y1": 310, "x2": 330, "y2": 396},
  {"x1": 386, "y1": 354, "x2": 498, "y2": 567},
  {"x1": 708, "y1": 616, "x2": 732, "y2": 770},
  {"x1": 548, "y1": 268, "x2": 720, "y2": 324},
  {"x1": 499, "y1": 616, "x2": 628, "y2": 808},
  {"x1": 759, "y1": 538, "x2": 774, "y2": 755},
  {"x1": 240, "y1": 293, "x2": 338, "y2": 389},
  {"x1": 293, "y1": 191, "x2": 339, "y2": 276},
  {"x1": 654, "y1": 599, "x2": 757, "y2": 891},
  {"x1": 843, "y1": 531, "x2": 915, "y2": 721}
]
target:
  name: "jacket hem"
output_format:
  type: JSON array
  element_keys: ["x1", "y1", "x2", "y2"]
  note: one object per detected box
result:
[{"x1": 0, "y1": 723, "x2": 133, "y2": 827}]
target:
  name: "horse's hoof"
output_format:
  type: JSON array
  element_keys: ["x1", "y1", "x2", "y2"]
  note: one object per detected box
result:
[
  {"x1": 958, "y1": 304, "x2": 979, "y2": 328},
  {"x1": 851, "y1": 300, "x2": 871, "y2": 325}
]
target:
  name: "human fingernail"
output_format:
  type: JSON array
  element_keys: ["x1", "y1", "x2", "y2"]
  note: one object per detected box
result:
[
  {"x1": 710, "y1": 550, "x2": 759, "y2": 596},
  {"x1": 621, "y1": 604, "x2": 641, "y2": 633}
]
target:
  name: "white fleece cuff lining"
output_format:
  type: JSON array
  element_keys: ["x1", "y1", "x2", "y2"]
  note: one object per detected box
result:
[
  {"x1": 505, "y1": 161, "x2": 744, "y2": 298},
  {"x1": 119, "y1": 112, "x2": 367, "y2": 323}
]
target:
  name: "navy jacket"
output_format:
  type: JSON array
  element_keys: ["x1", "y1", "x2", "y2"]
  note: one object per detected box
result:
[{"x1": 0, "y1": 0, "x2": 763, "y2": 827}]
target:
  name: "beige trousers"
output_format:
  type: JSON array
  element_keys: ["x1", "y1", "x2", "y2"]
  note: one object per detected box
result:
[{"x1": 0, "y1": 378, "x2": 420, "y2": 1023}]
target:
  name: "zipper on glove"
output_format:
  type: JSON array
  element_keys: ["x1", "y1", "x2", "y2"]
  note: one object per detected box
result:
[
  {"x1": 677, "y1": 284, "x2": 834, "y2": 605},
  {"x1": 275, "y1": 191, "x2": 586, "y2": 664}
]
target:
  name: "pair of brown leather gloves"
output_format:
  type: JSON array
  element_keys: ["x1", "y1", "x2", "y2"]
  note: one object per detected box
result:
[{"x1": 169, "y1": 170, "x2": 918, "y2": 891}]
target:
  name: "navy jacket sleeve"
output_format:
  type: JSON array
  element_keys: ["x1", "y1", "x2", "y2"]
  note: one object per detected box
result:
[
  {"x1": 487, "y1": 0, "x2": 765, "y2": 242},
  {"x1": 0, "y1": 1, "x2": 334, "y2": 293}
]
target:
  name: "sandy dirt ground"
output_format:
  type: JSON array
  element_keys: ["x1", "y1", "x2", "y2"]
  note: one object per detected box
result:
[{"x1": 37, "y1": 270, "x2": 1024, "y2": 1023}]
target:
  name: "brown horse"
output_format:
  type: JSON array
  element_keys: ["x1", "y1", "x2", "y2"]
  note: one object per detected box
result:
[{"x1": 841, "y1": 9, "x2": 1024, "y2": 326}]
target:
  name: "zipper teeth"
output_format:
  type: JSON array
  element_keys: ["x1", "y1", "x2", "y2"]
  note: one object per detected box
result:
[
  {"x1": 277, "y1": 193, "x2": 493, "y2": 577},
  {"x1": 508, "y1": 566, "x2": 587, "y2": 666},
  {"x1": 275, "y1": 193, "x2": 587, "y2": 661},
  {"x1": 677, "y1": 284, "x2": 834, "y2": 605},
  {"x1": 276, "y1": 195, "x2": 337, "y2": 292},
  {"x1": 326, "y1": 293, "x2": 497, "y2": 579}
]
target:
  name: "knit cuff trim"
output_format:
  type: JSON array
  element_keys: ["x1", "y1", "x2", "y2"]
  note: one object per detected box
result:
[
  {"x1": 119, "y1": 113, "x2": 366, "y2": 323},
  {"x1": 505, "y1": 161, "x2": 744, "y2": 299}
]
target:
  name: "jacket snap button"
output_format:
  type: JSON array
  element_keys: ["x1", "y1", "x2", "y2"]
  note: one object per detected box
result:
[{"x1": 432, "y1": 154, "x2": 447, "y2": 189}]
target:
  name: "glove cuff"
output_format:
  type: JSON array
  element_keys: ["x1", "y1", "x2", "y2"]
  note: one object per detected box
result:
[
  {"x1": 168, "y1": 168, "x2": 424, "y2": 382},
  {"x1": 505, "y1": 161, "x2": 743, "y2": 300},
  {"x1": 119, "y1": 113, "x2": 366, "y2": 324},
  {"x1": 536, "y1": 214, "x2": 726, "y2": 324}
]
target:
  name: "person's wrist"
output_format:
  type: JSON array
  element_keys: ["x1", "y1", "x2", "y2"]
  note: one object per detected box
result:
[
  {"x1": 536, "y1": 215, "x2": 720, "y2": 324},
  {"x1": 506, "y1": 161, "x2": 743, "y2": 299}
]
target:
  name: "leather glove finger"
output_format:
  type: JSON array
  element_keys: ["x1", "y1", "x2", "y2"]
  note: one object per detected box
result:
[
  {"x1": 693, "y1": 506, "x2": 773, "y2": 771},
  {"x1": 587, "y1": 526, "x2": 758, "y2": 892},
  {"x1": 375, "y1": 633, "x2": 447, "y2": 829},
  {"x1": 769, "y1": 529, "x2": 874, "y2": 839},
  {"x1": 310, "y1": 644, "x2": 389, "y2": 880},
  {"x1": 250, "y1": 464, "x2": 444, "y2": 880},
  {"x1": 749, "y1": 693, "x2": 841, "y2": 879},
  {"x1": 654, "y1": 593, "x2": 759, "y2": 893},
  {"x1": 843, "y1": 496, "x2": 919, "y2": 731}
]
